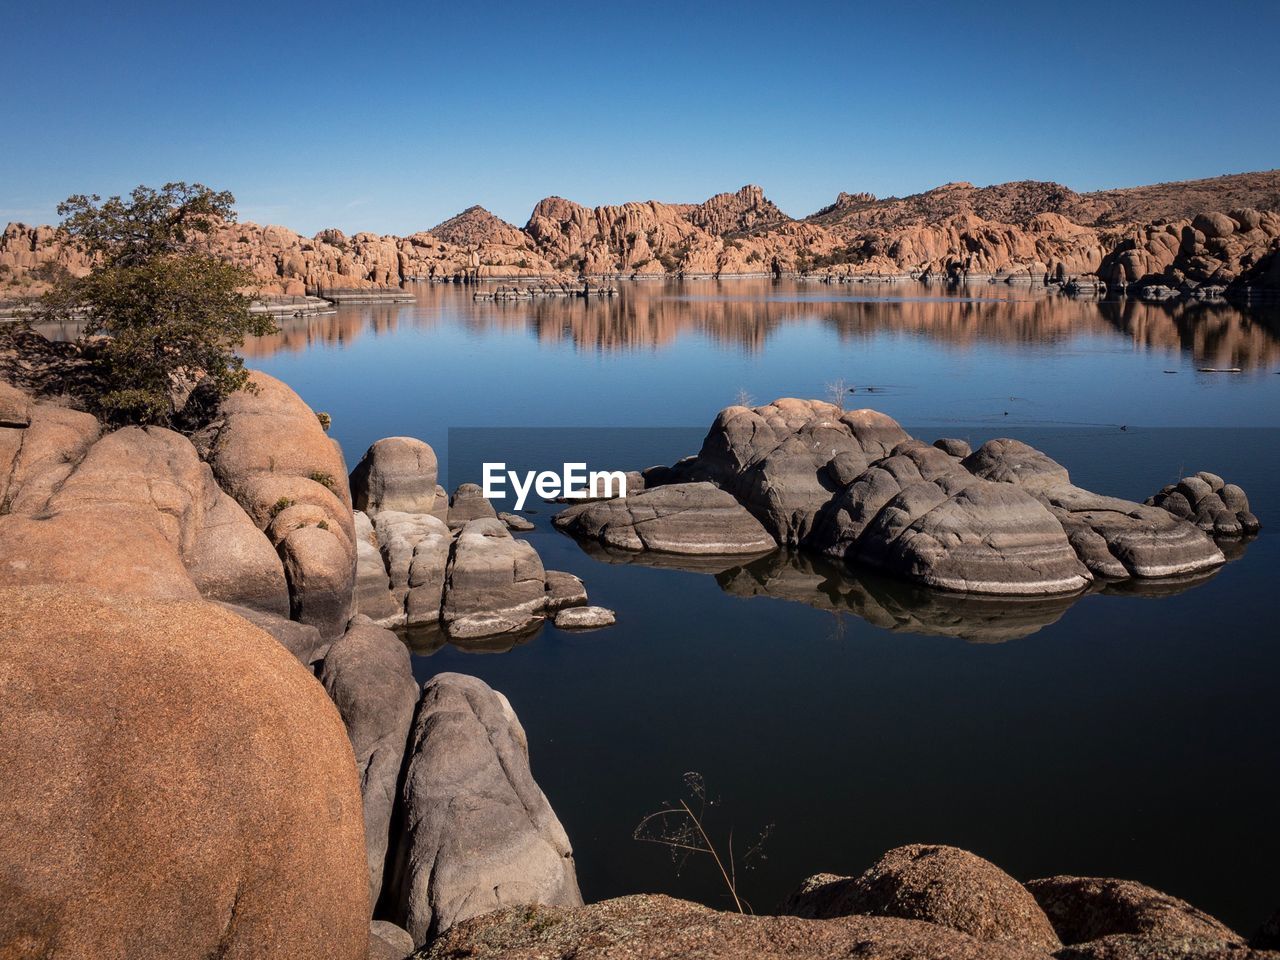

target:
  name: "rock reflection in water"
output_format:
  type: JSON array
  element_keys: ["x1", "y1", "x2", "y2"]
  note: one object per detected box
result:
[
  {"x1": 568, "y1": 540, "x2": 1250, "y2": 643},
  {"x1": 230, "y1": 280, "x2": 1280, "y2": 370}
]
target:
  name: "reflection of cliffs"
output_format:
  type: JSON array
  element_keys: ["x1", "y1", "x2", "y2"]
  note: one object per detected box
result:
[
  {"x1": 4, "y1": 171, "x2": 1280, "y2": 297},
  {"x1": 240, "y1": 282, "x2": 1280, "y2": 369}
]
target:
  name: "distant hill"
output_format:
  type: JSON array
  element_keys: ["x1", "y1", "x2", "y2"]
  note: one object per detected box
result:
[{"x1": 428, "y1": 205, "x2": 529, "y2": 248}]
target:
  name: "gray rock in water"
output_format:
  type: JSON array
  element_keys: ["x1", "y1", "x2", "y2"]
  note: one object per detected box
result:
[
  {"x1": 544, "y1": 570, "x2": 588, "y2": 611},
  {"x1": 553, "y1": 605, "x2": 615, "y2": 629},
  {"x1": 441, "y1": 518, "x2": 547, "y2": 638},
  {"x1": 810, "y1": 440, "x2": 1090, "y2": 596},
  {"x1": 963, "y1": 438, "x2": 1071, "y2": 491},
  {"x1": 687, "y1": 400, "x2": 909, "y2": 545},
  {"x1": 857, "y1": 473, "x2": 1092, "y2": 595},
  {"x1": 1040, "y1": 484, "x2": 1225, "y2": 579},
  {"x1": 373, "y1": 511, "x2": 452, "y2": 626},
  {"x1": 1147, "y1": 472, "x2": 1261, "y2": 537},
  {"x1": 349, "y1": 437, "x2": 439, "y2": 518},
  {"x1": 386, "y1": 673, "x2": 581, "y2": 945},
  {"x1": 499, "y1": 511, "x2": 535, "y2": 531},
  {"x1": 964, "y1": 440, "x2": 1227, "y2": 580},
  {"x1": 320, "y1": 617, "x2": 419, "y2": 909},
  {"x1": 554, "y1": 482, "x2": 777, "y2": 555},
  {"x1": 447, "y1": 482, "x2": 498, "y2": 529}
]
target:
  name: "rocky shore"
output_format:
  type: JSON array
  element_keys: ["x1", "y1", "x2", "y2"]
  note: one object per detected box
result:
[
  {"x1": 0, "y1": 331, "x2": 1271, "y2": 958},
  {"x1": 4, "y1": 172, "x2": 1280, "y2": 303}
]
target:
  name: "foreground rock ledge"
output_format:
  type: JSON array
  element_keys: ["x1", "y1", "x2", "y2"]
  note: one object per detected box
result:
[{"x1": 418, "y1": 894, "x2": 1057, "y2": 960}]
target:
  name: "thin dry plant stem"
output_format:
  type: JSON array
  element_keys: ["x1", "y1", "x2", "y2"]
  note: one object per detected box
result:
[{"x1": 680, "y1": 799, "x2": 744, "y2": 913}]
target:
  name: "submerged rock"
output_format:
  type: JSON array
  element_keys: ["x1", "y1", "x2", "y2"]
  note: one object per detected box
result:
[
  {"x1": 553, "y1": 605, "x2": 615, "y2": 629},
  {"x1": 349, "y1": 436, "x2": 439, "y2": 518},
  {"x1": 0, "y1": 587, "x2": 369, "y2": 959},
  {"x1": 783, "y1": 844, "x2": 1061, "y2": 950},
  {"x1": 386, "y1": 673, "x2": 581, "y2": 945},
  {"x1": 554, "y1": 482, "x2": 777, "y2": 555}
]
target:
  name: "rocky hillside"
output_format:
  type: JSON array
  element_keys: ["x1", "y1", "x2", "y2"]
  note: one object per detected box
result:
[
  {"x1": 4, "y1": 170, "x2": 1279, "y2": 297},
  {"x1": 428, "y1": 205, "x2": 534, "y2": 249}
]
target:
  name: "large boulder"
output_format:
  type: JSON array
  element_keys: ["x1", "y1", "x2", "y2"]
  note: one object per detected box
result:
[
  {"x1": 42, "y1": 424, "x2": 289, "y2": 616},
  {"x1": 194, "y1": 371, "x2": 356, "y2": 638},
  {"x1": 374, "y1": 511, "x2": 452, "y2": 626},
  {"x1": 385, "y1": 673, "x2": 581, "y2": 945},
  {"x1": 553, "y1": 482, "x2": 777, "y2": 555},
  {"x1": 783, "y1": 845, "x2": 1061, "y2": 950},
  {"x1": 687, "y1": 400, "x2": 909, "y2": 545},
  {"x1": 320, "y1": 617, "x2": 420, "y2": 909},
  {"x1": 0, "y1": 587, "x2": 369, "y2": 959},
  {"x1": 963, "y1": 440, "x2": 1226, "y2": 580},
  {"x1": 422, "y1": 894, "x2": 1056, "y2": 960},
  {"x1": 0, "y1": 400, "x2": 101, "y2": 515},
  {"x1": 447, "y1": 482, "x2": 498, "y2": 529},
  {"x1": 822, "y1": 448, "x2": 1091, "y2": 595},
  {"x1": 1026, "y1": 876, "x2": 1243, "y2": 947},
  {"x1": 0, "y1": 506, "x2": 201, "y2": 600},
  {"x1": 441, "y1": 518, "x2": 548, "y2": 638},
  {"x1": 350, "y1": 437, "x2": 439, "y2": 518}
]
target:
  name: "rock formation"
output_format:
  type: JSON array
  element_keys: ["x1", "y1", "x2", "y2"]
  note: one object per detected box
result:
[
  {"x1": 553, "y1": 482, "x2": 777, "y2": 555},
  {"x1": 5, "y1": 169, "x2": 1279, "y2": 297},
  {"x1": 320, "y1": 617, "x2": 420, "y2": 908},
  {"x1": 782, "y1": 845, "x2": 1062, "y2": 950},
  {"x1": 0, "y1": 587, "x2": 370, "y2": 959},
  {"x1": 555, "y1": 400, "x2": 1253, "y2": 600},
  {"x1": 385, "y1": 672, "x2": 582, "y2": 946}
]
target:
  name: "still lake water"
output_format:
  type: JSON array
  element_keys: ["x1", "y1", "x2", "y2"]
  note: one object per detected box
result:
[{"x1": 250, "y1": 280, "x2": 1280, "y2": 932}]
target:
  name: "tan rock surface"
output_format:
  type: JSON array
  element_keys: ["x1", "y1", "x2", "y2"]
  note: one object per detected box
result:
[{"x1": 0, "y1": 587, "x2": 369, "y2": 960}]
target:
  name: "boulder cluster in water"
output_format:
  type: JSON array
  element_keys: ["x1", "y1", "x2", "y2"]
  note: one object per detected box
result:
[
  {"x1": 348, "y1": 437, "x2": 599, "y2": 640},
  {"x1": 556, "y1": 398, "x2": 1259, "y2": 596}
]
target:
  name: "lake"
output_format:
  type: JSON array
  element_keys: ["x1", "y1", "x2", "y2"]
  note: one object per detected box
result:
[{"x1": 250, "y1": 280, "x2": 1280, "y2": 933}]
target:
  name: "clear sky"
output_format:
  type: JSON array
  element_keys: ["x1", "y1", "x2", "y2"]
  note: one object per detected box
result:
[{"x1": 3, "y1": 0, "x2": 1277, "y2": 236}]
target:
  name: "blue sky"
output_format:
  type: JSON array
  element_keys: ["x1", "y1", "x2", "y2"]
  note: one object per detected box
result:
[{"x1": 3, "y1": 0, "x2": 1277, "y2": 235}]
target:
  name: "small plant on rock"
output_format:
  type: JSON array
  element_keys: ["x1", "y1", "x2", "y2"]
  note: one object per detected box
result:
[{"x1": 633, "y1": 772, "x2": 773, "y2": 914}]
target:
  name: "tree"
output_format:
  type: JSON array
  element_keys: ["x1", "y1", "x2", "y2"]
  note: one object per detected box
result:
[{"x1": 42, "y1": 182, "x2": 276, "y2": 425}]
